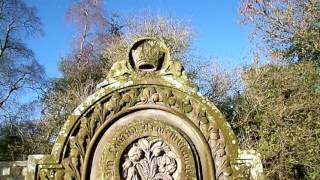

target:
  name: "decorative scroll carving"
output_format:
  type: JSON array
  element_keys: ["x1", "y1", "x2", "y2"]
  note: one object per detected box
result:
[
  {"x1": 106, "y1": 57, "x2": 190, "y2": 82},
  {"x1": 193, "y1": 105, "x2": 233, "y2": 179},
  {"x1": 60, "y1": 86, "x2": 232, "y2": 180},
  {"x1": 102, "y1": 37, "x2": 197, "y2": 91},
  {"x1": 121, "y1": 137, "x2": 177, "y2": 180}
]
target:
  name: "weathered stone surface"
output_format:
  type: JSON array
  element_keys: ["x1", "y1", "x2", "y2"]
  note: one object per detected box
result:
[
  {"x1": 0, "y1": 161, "x2": 27, "y2": 180},
  {"x1": 26, "y1": 37, "x2": 262, "y2": 180},
  {"x1": 90, "y1": 111, "x2": 200, "y2": 180}
]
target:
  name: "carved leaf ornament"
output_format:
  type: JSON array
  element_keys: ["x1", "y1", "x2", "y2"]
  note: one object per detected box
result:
[{"x1": 28, "y1": 37, "x2": 239, "y2": 180}]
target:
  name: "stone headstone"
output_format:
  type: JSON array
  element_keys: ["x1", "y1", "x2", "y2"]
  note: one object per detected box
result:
[{"x1": 26, "y1": 37, "x2": 263, "y2": 180}]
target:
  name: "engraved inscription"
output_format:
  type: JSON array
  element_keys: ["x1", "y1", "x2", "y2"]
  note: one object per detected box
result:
[
  {"x1": 100, "y1": 120, "x2": 197, "y2": 180},
  {"x1": 106, "y1": 161, "x2": 114, "y2": 177}
]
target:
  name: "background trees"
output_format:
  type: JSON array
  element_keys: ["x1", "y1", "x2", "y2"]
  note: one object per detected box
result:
[
  {"x1": 0, "y1": 0, "x2": 47, "y2": 159},
  {"x1": 240, "y1": 0, "x2": 320, "y2": 64},
  {"x1": 233, "y1": 62, "x2": 320, "y2": 178},
  {"x1": 41, "y1": 0, "x2": 109, "y2": 145},
  {"x1": 235, "y1": 0, "x2": 320, "y2": 178},
  {"x1": 0, "y1": 1, "x2": 319, "y2": 179},
  {"x1": 41, "y1": 0, "x2": 195, "y2": 148}
]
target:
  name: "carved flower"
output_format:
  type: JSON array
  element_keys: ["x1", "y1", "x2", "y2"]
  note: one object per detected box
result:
[
  {"x1": 122, "y1": 159, "x2": 133, "y2": 169},
  {"x1": 121, "y1": 93, "x2": 132, "y2": 103},
  {"x1": 157, "y1": 154, "x2": 177, "y2": 175},
  {"x1": 137, "y1": 138, "x2": 149, "y2": 152},
  {"x1": 128, "y1": 145, "x2": 143, "y2": 161},
  {"x1": 152, "y1": 147, "x2": 163, "y2": 157},
  {"x1": 140, "y1": 88, "x2": 159, "y2": 103},
  {"x1": 168, "y1": 97, "x2": 176, "y2": 105},
  {"x1": 151, "y1": 141, "x2": 165, "y2": 157}
]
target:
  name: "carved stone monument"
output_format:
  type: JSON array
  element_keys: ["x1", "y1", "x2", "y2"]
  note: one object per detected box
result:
[{"x1": 26, "y1": 37, "x2": 263, "y2": 179}]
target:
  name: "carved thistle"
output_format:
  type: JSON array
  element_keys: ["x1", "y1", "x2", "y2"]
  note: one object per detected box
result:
[{"x1": 121, "y1": 137, "x2": 177, "y2": 180}]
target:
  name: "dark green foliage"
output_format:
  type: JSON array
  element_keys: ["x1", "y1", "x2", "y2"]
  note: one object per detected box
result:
[
  {"x1": 233, "y1": 62, "x2": 320, "y2": 179},
  {"x1": 239, "y1": 1, "x2": 320, "y2": 178},
  {"x1": 0, "y1": 119, "x2": 51, "y2": 160}
]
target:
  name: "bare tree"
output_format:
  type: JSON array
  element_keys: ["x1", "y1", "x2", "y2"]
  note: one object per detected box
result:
[
  {"x1": 240, "y1": 0, "x2": 320, "y2": 63},
  {"x1": 0, "y1": 0, "x2": 45, "y2": 118},
  {"x1": 101, "y1": 11, "x2": 195, "y2": 67},
  {"x1": 42, "y1": 10, "x2": 197, "y2": 144},
  {"x1": 0, "y1": 0, "x2": 46, "y2": 159},
  {"x1": 65, "y1": 0, "x2": 107, "y2": 63},
  {"x1": 39, "y1": 0, "x2": 110, "y2": 144}
]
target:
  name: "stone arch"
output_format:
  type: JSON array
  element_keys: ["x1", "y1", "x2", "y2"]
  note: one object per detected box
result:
[{"x1": 26, "y1": 37, "x2": 241, "y2": 180}]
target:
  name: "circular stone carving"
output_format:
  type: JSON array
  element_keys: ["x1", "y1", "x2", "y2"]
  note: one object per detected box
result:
[
  {"x1": 121, "y1": 137, "x2": 178, "y2": 180},
  {"x1": 89, "y1": 111, "x2": 199, "y2": 180},
  {"x1": 99, "y1": 120, "x2": 197, "y2": 180}
]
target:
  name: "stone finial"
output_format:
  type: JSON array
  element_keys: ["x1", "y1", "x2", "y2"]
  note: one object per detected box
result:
[
  {"x1": 129, "y1": 37, "x2": 168, "y2": 72},
  {"x1": 102, "y1": 36, "x2": 197, "y2": 91}
]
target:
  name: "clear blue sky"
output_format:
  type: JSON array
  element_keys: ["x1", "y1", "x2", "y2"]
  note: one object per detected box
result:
[{"x1": 25, "y1": 0, "x2": 251, "y2": 78}]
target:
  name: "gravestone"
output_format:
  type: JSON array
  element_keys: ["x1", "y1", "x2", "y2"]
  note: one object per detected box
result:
[{"x1": 26, "y1": 37, "x2": 263, "y2": 179}]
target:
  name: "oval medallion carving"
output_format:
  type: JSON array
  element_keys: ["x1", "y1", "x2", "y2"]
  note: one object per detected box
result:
[
  {"x1": 121, "y1": 137, "x2": 177, "y2": 180},
  {"x1": 98, "y1": 120, "x2": 197, "y2": 180},
  {"x1": 89, "y1": 110, "x2": 199, "y2": 180}
]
